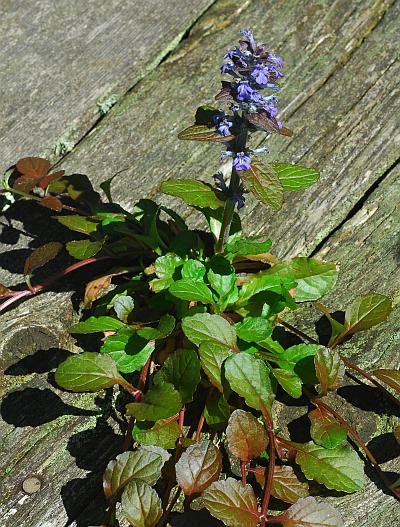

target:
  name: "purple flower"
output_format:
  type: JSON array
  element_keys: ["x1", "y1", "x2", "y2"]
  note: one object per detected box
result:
[
  {"x1": 213, "y1": 171, "x2": 228, "y2": 192},
  {"x1": 233, "y1": 152, "x2": 251, "y2": 171},
  {"x1": 217, "y1": 119, "x2": 233, "y2": 137},
  {"x1": 268, "y1": 53, "x2": 283, "y2": 69},
  {"x1": 212, "y1": 111, "x2": 226, "y2": 125},
  {"x1": 252, "y1": 64, "x2": 270, "y2": 85},
  {"x1": 220, "y1": 62, "x2": 235, "y2": 73},
  {"x1": 236, "y1": 81, "x2": 254, "y2": 101},
  {"x1": 232, "y1": 192, "x2": 245, "y2": 209},
  {"x1": 240, "y1": 29, "x2": 255, "y2": 51},
  {"x1": 263, "y1": 100, "x2": 278, "y2": 118}
]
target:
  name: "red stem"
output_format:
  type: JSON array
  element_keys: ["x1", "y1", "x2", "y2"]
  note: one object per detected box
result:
[
  {"x1": 0, "y1": 255, "x2": 112, "y2": 313},
  {"x1": 241, "y1": 460, "x2": 247, "y2": 486},
  {"x1": 195, "y1": 414, "x2": 205, "y2": 441},
  {"x1": 179, "y1": 406, "x2": 185, "y2": 433},
  {"x1": 260, "y1": 411, "x2": 276, "y2": 527}
]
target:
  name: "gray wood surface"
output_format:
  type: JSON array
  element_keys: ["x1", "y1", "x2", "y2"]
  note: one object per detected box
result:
[
  {"x1": 0, "y1": 0, "x2": 215, "y2": 175},
  {"x1": 0, "y1": 0, "x2": 399, "y2": 526}
]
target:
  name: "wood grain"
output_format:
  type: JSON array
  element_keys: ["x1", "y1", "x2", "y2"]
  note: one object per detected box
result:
[
  {"x1": 0, "y1": 0, "x2": 215, "y2": 175},
  {"x1": 0, "y1": 0, "x2": 399, "y2": 525}
]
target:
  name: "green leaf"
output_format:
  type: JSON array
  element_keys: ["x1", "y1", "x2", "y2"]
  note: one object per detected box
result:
[
  {"x1": 204, "y1": 391, "x2": 230, "y2": 428},
  {"x1": 344, "y1": 293, "x2": 392, "y2": 334},
  {"x1": 314, "y1": 302, "x2": 345, "y2": 346},
  {"x1": 133, "y1": 419, "x2": 180, "y2": 449},
  {"x1": 224, "y1": 353, "x2": 275, "y2": 413},
  {"x1": 126, "y1": 381, "x2": 182, "y2": 421},
  {"x1": 309, "y1": 407, "x2": 347, "y2": 449},
  {"x1": 226, "y1": 235, "x2": 272, "y2": 255},
  {"x1": 121, "y1": 480, "x2": 162, "y2": 527},
  {"x1": 314, "y1": 348, "x2": 345, "y2": 394},
  {"x1": 103, "y1": 447, "x2": 170, "y2": 499},
  {"x1": 65, "y1": 239, "x2": 103, "y2": 260},
  {"x1": 157, "y1": 348, "x2": 201, "y2": 403},
  {"x1": 199, "y1": 341, "x2": 234, "y2": 392},
  {"x1": 100, "y1": 333, "x2": 154, "y2": 374},
  {"x1": 282, "y1": 496, "x2": 343, "y2": 527},
  {"x1": 238, "y1": 274, "x2": 296, "y2": 304},
  {"x1": 181, "y1": 259, "x2": 206, "y2": 280},
  {"x1": 55, "y1": 352, "x2": 123, "y2": 392},
  {"x1": 238, "y1": 159, "x2": 283, "y2": 210},
  {"x1": 207, "y1": 256, "x2": 237, "y2": 300},
  {"x1": 161, "y1": 179, "x2": 224, "y2": 209},
  {"x1": 70, "y1": 316, "x2": 127, "y2": 334},
  {"x1": 235, "y1": 317, "x2": 272, "y2": 343},
  {"x1": 24, "y1": 242, "x2": 63, "y2": 274},
  {"x1": 255, "y1": 465, "x2": 309, "y2": 504},
  {"x1": 201, "y1": 478, "x2": 259, "y2": 527},
  {"x1": 295, "y1": 442, "x2": 364, "y2": 492},
  {"x1": 266, "y1": 257, "x2": 338, "y2": 302},
  {"x1": 271, "y1": 163, "x2": 320, "y2": 191},
  {"x1": 182, "y1": 313, "x2": 237, "y2": 349},
  {"x1": 114, "y1": 295, "x2": 134, "y2": 322},
  {"x1": 372, "y1": 369, "x2": 400, "y2": 393},
  {"x1": 137, "y1": 314, "x2": 175, "y2": 340},
  {"x1": 273, "y1": 343, "x2": 322, "y2": 385},
  {"x1": 226, "y1": 410, "x2": 268, "y2": 461},
  {"x1": 176, "y1": 440, "x2": 222, "y2": 495},
  {"x1": 169, "y1": 279, "x2": 214, "y2": 304},
  {"x1": 54, "y1": 215, "x2": 99, "y2": 234},
  {"x1": 154, "y1": 253, "x2": 183, "y2": 279},
  {"x1": 178, "y1": 124, "x2": 232, "y2": 142},
  {"x1": 272, "y1": 368, "x2": 303, "y2": 398}
]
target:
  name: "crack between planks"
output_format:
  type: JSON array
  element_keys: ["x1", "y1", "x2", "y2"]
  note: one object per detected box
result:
[
  {"x1": 52, "y1": 0, "x2": 220, "y2": 169},
  {"x1": 310, "y1": 156, "x2": 400, "y2": 257}
]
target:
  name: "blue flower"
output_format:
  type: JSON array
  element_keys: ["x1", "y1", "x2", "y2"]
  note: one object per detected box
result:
[
  {"x1": 268, "y1": 53, "x2": 283, "y2": 69},
  {"x1": 217, "y1": 119, "x2": 233, "y2": 137},
  {"x1": 232, "y1": 191, "x2": 245, "y2": 209},
  {"x1": 240, "y1": 29, "x2": 255, "y2": 51},
  {"x1": 220, "y1": 62, "x2": 235, "y2": 73},
  {"x1": 233, "y1": 152, "x2": 251, "y2": 171},
  {"x1": 236, "y1": 81, "x2": 254, "y2": 101},
  {"x1": 212, "y1": 111, "x2": 226, "y2": 125},
  {"x1": 213, "y1": 171, "x2": 228, "y2": 192},
  {"x1": 263, "y1": 100, "x2": 279, "y2": 118},
  {"x1": 252, "y1": 64, "x2": 270, "y2": 85}
]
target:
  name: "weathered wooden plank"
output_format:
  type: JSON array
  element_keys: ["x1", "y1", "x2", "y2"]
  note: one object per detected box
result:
[
  {"x1": 0, "y1": 0, "x2": 215, "y2": 175},
  {"x1": 1, "y1": 1, "x2": 399, "y2": 526}
]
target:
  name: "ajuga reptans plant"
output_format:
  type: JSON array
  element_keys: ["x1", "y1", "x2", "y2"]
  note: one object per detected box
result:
[{"x1": 1, "y1": 30, "x2": 399, "y2": 527}]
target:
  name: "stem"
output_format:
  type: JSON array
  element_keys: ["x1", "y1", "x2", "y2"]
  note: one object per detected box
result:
[
  {"x1": 157, "y1": 487, "x2": 182, "y2": 527},
  {"x1": 215, "y1": 196, "x2": 235, "y2": 253},
  {"x1": 276, "y1": 317, "x2": 319, "y2": 344},
  {"x1": 341, "y1": 356, "x2": 400, "y2": 409},
  {"x1": 260, "y1": 411, "x2": 276, "y2": 527},
  {"x1": 241, "y1": 460, "x2": 247, "y2": 486},
  {"x1": 195, "y1": 414, "x2": 205, "y2": 441},
  {"x1": 0, "y1": 255, "x2": 112, "y2": 313},
  {"x1": 179, "y1": 406, "x2": 185, "y2": 433}
]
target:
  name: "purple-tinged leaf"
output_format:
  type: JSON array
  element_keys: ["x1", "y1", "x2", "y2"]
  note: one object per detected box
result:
[
  {"x1": 176, "y1": 440, "x2": 222, "y2": 495},
  {"x1": 237, "y1": 159, "x2": 283, "y2": 211},
  {"x1": 13, "y1": 175, "x2": 37, "y2": 192},
  {"x1": 178, "y1": 124, "x2": 233, "y2": 142},
  {"x1": 201, "y1": 477, "x2": 259, "y2": 527},
  {"x1": 226, "y1": 409, "x2": 268, "y2": 461},
  {"x1": 23, "y1": 241, "x2": 63, "y2": 275},
  {"x1": 255, "y1": 465, "x2": 309, "y2": 504},
  {"x1": 309, "y1": 407, "x2": 347, "y2": 449},
  {"x1": 16, "y1": 156, "x2": 50, "y2": 178},
  {"x1": 372, "y1": 369, "x2": 400, "y2": 393},
  {"x1": 344, "y1": 293, "x2": 392, "y2": 334},
  {"x1": 281, "y1": 496, "x2": 344, "y2": 527},
  {"x1": 314, "y1": 348, "x2": 345, "y2": 394}
]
